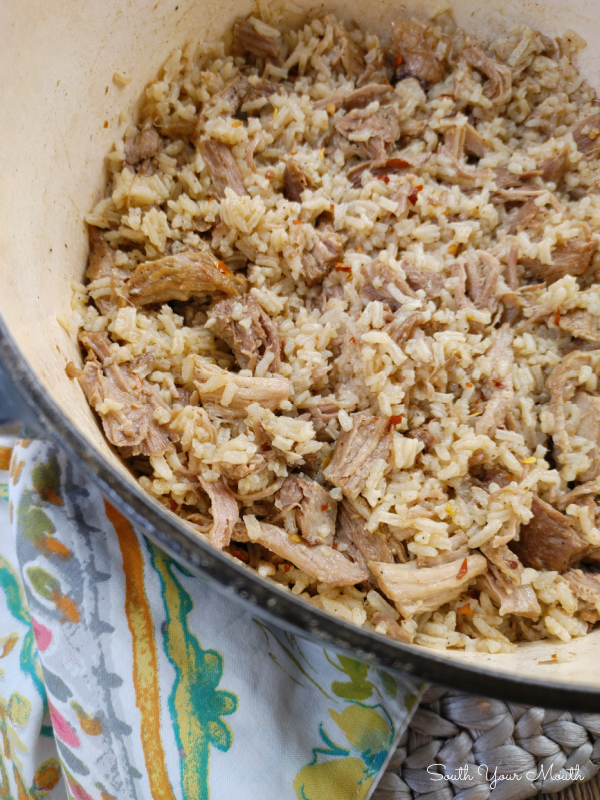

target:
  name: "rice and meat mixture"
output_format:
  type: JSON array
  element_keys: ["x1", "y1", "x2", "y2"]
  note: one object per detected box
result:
[{"x1": 65, "y1": 10, "x2": 600, "y2": 654}]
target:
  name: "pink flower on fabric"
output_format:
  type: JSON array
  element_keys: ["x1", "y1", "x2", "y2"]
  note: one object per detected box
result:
[
  {"x1": 66, "y1": 775, "x2": 96, "y2": 800},
  {"x1": 31, "y1": 616, "x2": 52, "y2": 651},
  {"x1": 48, "y1": 702, "x2": 80, "y2": 747}
]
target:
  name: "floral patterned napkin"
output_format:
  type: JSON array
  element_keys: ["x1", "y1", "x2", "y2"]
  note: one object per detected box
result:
[{"x1": 0, "y1": 433, "x2": 421, "y2": 800}]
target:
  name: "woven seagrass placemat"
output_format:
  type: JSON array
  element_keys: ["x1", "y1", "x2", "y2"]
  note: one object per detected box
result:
[{"x1": 373, "y1": 686, "x2": 600, "y2": 800}]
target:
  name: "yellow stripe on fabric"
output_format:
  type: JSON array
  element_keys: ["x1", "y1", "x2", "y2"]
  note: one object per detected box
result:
[{"x1": 107, "y1": 501, "x2": 176, "y2": 800}]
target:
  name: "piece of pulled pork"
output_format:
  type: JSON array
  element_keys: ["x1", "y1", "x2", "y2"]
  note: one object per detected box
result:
[
  {"x1": 212, "y1": 293, "x2": 281, "y2": 373},
  {"x1": 283, "y1": 161, "x2": 312, "y2": 203},
  {"x1": 476, "y1": 324, "x2": 514, "y2": 436},
  {"x1": 86, "y1": 226, "x2": 131, "y2": 314},
  {"x1": 563, "y1": 569, "x2": 600, "y2": 623},
  {"x1": 510, "y1": 496, "x2": 588, "y2": 572},
  {"x1": 521, "y1": 236, "x2": 597, "y2": 283},
  {"x1": 324, "y1": 414, "x2": 392, "y2": 499},
  {"x1": 232, "y1": 17, "x2": 282, "y2": 65},
  {"x1": 463, "y1": 44, "x2": 512, "y2": 105},
  {"x1": 198, "y1": 140, "x2": 248, "y2": 198},
  {"x1": 125, "y1": 251, "x2": 247, "y2": 306},
  {"x1": 275, "y1": 475, "x2": 337, "y2": 545},
  {"x1": 558, "y1": 309, "x2": 600, "y2": 342},
  {"x1": 199, "y1": 476, "x2": 239, "y2": 550},
  {"x1": 370, "y1": 554, "x2": 487, "y2": 617},
  {"x1": 314, "y1": 83, "x2": 393, "y2": 111},
  {"x1": 233, "y1": 519, "x2": 368, "y2": 586},
  {"x1": 124, "y1": 123, "x2": 161, "y2": 166},
  {"x1": 574, "y1": 113, "x2": 600, "y2": 158},
  {"x1": 336, "y1": 106, "x2": 400, "y2": 162},
  {"x1": 390, "y1": 20, "x2": 451, "y2": 86},
  {"x1": 335, "y1": 500, "x2": 395, "y2": 574},
  {"x1": 361, "y1": 259, "x2": 416, "y2": 310},
  {"x1": 477, "y1": 572, "x2": 541, "y2": 619},
  {"x1": 193, "y1": 359, "x2": 290, "y2": 419},
  {"x1": 302, "y1": 230, "x2": 343, "y2": 287},
  {"x1": 76, "y1": 332, "x2": 175, "y2": 457}
]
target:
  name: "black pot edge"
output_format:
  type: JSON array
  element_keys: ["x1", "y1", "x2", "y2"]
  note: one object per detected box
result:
[{"x1": 2, "y1": 316, "x2": 598, "y2": 712}]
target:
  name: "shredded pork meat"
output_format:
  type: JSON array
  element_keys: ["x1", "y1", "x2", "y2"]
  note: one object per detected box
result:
[
  {"x1": 212, "y1": 293, "x2": 281, "y2": 372},
  {"x1": 324, "y1": 415, "x2": 392, "y2": 499}
]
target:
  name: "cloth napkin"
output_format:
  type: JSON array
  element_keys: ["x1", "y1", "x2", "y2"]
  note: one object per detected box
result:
[{"x1": 0, "y1": 431, "x2": 421, "y2": 800}]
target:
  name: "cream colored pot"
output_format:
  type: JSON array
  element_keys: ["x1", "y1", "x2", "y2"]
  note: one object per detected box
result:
[{"x1": 1, "y1": 0, "x2": 599, "y2": 709}]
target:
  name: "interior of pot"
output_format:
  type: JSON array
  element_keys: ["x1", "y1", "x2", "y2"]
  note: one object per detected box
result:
[{"x1": 2, "y1": 0, "x2": 600, "y2": 695}]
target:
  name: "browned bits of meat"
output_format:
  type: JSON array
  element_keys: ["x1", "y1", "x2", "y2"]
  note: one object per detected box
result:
[
  {"x1": 540, "y1": 147, "x2": 570, "y2": 184},
  {"x1": 563, "y1": 568, "x2": 600, "y2": 612},
  {"x1": 158, "y1": 119, "x2": 196, "y2": 139},
  {"x1": 283, "y1": 161, "x2": 312, "y2": 203},
  {"x1": 218, "y1": 453, "x2": 267, "y2": 483},
  {"x1": 478, "y1": 467, "x2": 512, "y2": 491},
  {"x1": 407, "y1": 423, "x2": 437, "y2": 452},
  {"x1": 275, "y1": 475, "x2": 338, "y2": 545},
  {"x1": 330, "y1": 18, "x2": 365, "y2": 79},
  {"x1": 477, "y1": 572, "x2": 541, "y2": 618},
  {"x1": 510, "y1": 496, "x2": 588, "y2": 572},
  {"x1": 508, "y1": 198, "x2": 548, "y2": 236},
  {"x1": 559, "y1": 309, "x2": 600, "y2": 342},
  {"x1": 232, "y1": 520, "x2": 368, "y2": 585},
  {"x1": 126, "y1": 251, "x2": 247, "y2": 306},
  {"x1": 574, "y1": 113, "x2": 600, "y2": 157},
  {"x1": 390, "y1": 20, "x2": 451, "y2": 86},
  {"x1": 314, "y1": 83, "x2": 393, "y2": 112},
  {"x1": 335, "y1": 500, "x2": 394, "y2": 573},
  {"x1": 403, "y1": 263, "x2": 444, "y2": 299},
  {"x1": 242, "y1": 79, "x2": 287, "y2": 105},
  {"x1": 493, "y1": 166, "x2": 543, "y2": 192},
  {"x1": 371, "y1": 613, "x2": 413, "y2": 642},
  {"x1": 302, "y1": 230, "x2": 343, "y2": 287},
  {"x1": 124, "y1": 125, "x2": 161, "y2": 165},
  {"x1": 463, "y1": 44, "x2": 512, "y2": 104},
  {"x1": 78, "y1": 332, "x2": 175, "y2": 457},
  {"x1": 465, "y1": 251, "x2": 500, "y2": 311},
  {"x1": 521, "y1": 238, "x2": 597, "y2": 283},
  {"x1": 198, "y1": 476, "x2": 239, "y2": 550},
  {"x1": 571, "y1": 391, "x2": 600, "y2": 481},
  {"x1": 194, "y1": 359, "x2": 290, "y2": 419},
  {"x1": 464, "y1": 123, "x2": 487, "y2": 158},
  {"x1": 86, "y1": 226, "x2": 130, "y2": 314},
  {"x1": 324, "y1": 414, "x2": 392, "y2": 499},
  {"x1": 361, "y1": 260, "x2": 416, "y2": 310},
  {"x1": 198, "y1": 140, "x2": 248, "y2": 198},
  {"x1": 232, "y1": 18, "x2": 282, "y2": 65},
  {"x1": 335, "y1": 106, "x2": 400, "y2": 162},
  {"x1": 212, "y1": 294, "x2": 281, "y2": 373},
  {"x1": 65, "y1": 362, "x2": 83, "y2": 380},
  {"x1": 369, "y1": 554, "x2": 487, "y2": 617},
  {"x1": 476, "y1": 324, "x2": 514, "y2": 436},
  {"x1": 385, "y1": 312, "x2": 425, "y2": 346},
  {"x1": 555, "y1": 479, "x2": 600, "y2": 510}
]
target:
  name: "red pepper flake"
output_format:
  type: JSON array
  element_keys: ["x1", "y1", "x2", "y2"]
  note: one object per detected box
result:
[
  {"x1": 408, "y1": 185, "x2": 423, "y2": 206},
  {"x1": 378, "y1": 175, "x2": 390, "y2": 184},
  {"x1": 103, "y1": 120, "x2": 108, "y2": 128},
  {"x1": 385, "y1": 158, "x2": 410, "y2": 169},
  {"x1": 292, "y1": 219, "x2": 302, "y2": 225},
  {"x1": 335, "y1": 263, "x2": 352, "y2": 272},
  {"x1": 230, "y1": 547, "x2": 250, "y2": 564},
  {"x1": 321, "y1": 503, "x2": 329, "y2": 511},
  {"x1": 123, "y1": 277, "x2": 130, "y2": 283},
  {"x1": 283, "y1": 563, "x2": 291, "y2": 572},
  {"x1": 387, "y1": 414, "x2": 403, "y2": 429},
  {"x1": 555, "y1": 308, "x2": 561, "y2": 326},
  {"x1": 457, "y1": 602, "x2": 473, "y2": 617},
  {"x1": 456, "y1": 558, "x2": 469, "y2": 580},
  {"x1": 169, "y1": 498, "x2": 178, "y2": 512},
  {"x1": 217, "y1": 260, "x2": 232, "y2": 275},
  {"x1": 508, "y1": 560, "x2": 518, "y2": 570},
  {"x1": 332, "y1": 542, "x2": 339, "y2": 550},
  {"x1": 265, "y1": 169, "x2": 275, "y2": 179},
  {"x1": 393, "y1": 53, "x2": 404, "y2": 68},
  {"x1": 349, "y1": 336, "x2": 356, "y2": 344},
  {"x1": 466, "y1": 382, "x2": 473, "y2": 388}
]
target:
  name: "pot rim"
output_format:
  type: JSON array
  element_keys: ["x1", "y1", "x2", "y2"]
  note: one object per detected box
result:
[{"x1": 2, "y1": 315, "x2": 599, "y2": 710}]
